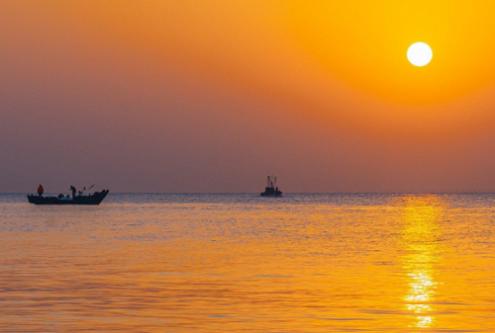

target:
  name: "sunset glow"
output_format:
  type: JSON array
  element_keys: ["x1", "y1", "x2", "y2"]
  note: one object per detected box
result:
[
  {"x1": 3, "y1": 2, "x2": 495, "y2": 332},
  {"x1": 2, "y1": 0, "x2": 495, "y2": 192}
]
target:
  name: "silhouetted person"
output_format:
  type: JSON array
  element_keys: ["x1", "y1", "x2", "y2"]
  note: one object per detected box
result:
[
  {"x1": 70, "y1": 185, "x2": 77, "y2": 199},
  {"x1": 37, "y1": 184, "x2": 44, "y2": 197}
]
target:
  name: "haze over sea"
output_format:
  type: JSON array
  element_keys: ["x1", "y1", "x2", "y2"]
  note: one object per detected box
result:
[{"x1": 1, "y1": 193, "x2": 495, "y2": 332}]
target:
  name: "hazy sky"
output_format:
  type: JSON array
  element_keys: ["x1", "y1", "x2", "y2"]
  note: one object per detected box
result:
[{"x1": 3, "y1": 1, "x2": 495, "y2": 193}]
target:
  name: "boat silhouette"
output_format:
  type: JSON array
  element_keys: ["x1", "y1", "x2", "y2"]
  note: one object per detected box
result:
[
  {"x1": 260, "y1": 176, "x2": 282, "y2": 197},
  {"x1": 27, "y1": 186, "x2": 109, "y2": 205}
]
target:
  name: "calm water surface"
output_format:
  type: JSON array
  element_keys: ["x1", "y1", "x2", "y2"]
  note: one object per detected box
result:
[{"x1": 1, "y1": 193, "x2": 495, "y2": 332}]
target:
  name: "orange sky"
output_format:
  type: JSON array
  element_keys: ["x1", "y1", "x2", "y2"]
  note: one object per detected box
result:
[{"x1": 2, "y1": 1, "x2": 495, "y2": 192}]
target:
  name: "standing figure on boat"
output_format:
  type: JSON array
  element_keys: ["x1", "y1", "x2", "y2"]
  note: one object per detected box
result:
[
  {"x1": 70, "y1": 185, "x2": 77, "y2": 199},
  {"x1": 37, "y1": 184, "x2": 44, "y2": 197}
]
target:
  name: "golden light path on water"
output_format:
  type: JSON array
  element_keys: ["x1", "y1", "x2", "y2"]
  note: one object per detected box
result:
[{"x1": 401, "y1": 198, "x2": 442, "y2": 329}]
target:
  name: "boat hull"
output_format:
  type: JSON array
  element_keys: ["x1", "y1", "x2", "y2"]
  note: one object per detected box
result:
[
  {"x1": 27, "y1": 190, "x2": 109, "y2": 205},
  {"x1": 260, "y1": 191, "x2": 283, "y2": 197}
]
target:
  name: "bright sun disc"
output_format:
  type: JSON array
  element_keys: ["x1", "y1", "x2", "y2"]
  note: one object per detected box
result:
[{"x1": 407, "y1": 42, "x2": 433, "y2": 67}]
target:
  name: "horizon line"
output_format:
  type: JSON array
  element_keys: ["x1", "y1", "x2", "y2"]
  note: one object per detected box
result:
[{"x1": 4, "y1": 191, "x2": 495, "y2": 195}]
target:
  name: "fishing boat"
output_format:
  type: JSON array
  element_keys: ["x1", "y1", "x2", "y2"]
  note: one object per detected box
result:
[
  {"x1": 27, "y1": 186, "x2": 109, "y2": 205},
  {"x1": 260, "y1": 176, "x2": 282, "y2": 197}
]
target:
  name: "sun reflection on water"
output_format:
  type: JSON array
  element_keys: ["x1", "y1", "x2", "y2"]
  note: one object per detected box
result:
[{"x1": 401, "y1": 197, "x2": 442, "y2": 329}]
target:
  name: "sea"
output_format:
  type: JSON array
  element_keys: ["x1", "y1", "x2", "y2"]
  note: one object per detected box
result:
[{"x1": 1, "y1": 193, "x2": 495, "y2": 332}]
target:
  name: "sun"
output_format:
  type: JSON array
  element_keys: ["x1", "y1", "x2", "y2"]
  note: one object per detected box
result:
[{"x1": 407, "y1": 42, "x2": 433, "y2": 67}]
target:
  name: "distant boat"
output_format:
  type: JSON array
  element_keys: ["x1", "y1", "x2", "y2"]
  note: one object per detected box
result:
[
  {"x1": 27, "y1": 188, "x2": 109, "y2": 205},
  {"x1": 260, "y1": 176, "x2": 283, "y2": 197}
]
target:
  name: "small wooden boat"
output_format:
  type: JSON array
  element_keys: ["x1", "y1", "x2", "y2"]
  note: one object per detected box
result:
[
  {"x1": 27, "y1": 189, "x2": 109, "y2": 205},
  {"x1": 260, "y1": 176, "x2": 283, "y2": 197}
]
